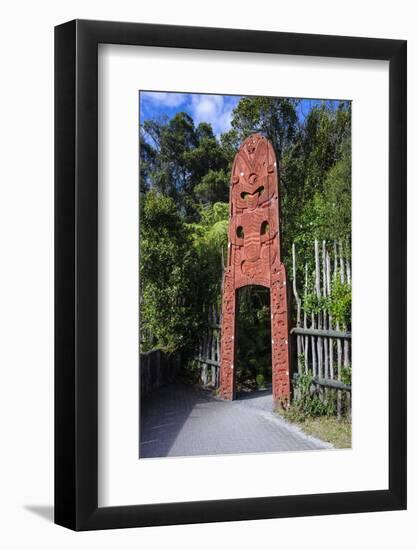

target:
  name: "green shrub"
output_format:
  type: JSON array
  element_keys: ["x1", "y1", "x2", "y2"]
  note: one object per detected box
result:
[
  {"x1": 256, "y1": 373, "x2": 265, "y2": 389},
  {"x1": 290, "y1": 372, "x2": 335, "y2": 419}
]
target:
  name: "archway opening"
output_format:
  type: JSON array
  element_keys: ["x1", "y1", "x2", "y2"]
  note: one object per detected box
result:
[{"x1": 235, "y1": 285, "x2": 272, "y2": 399}]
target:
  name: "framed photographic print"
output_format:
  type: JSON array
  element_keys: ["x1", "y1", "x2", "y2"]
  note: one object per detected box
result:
[{"x1": 55, "y1": 19, "x2": 406, "y2": 530}]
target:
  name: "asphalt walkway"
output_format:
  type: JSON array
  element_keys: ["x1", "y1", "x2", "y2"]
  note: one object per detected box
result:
[{"x1": 140, "y1": 383, "x2": 330, "y2": 458}]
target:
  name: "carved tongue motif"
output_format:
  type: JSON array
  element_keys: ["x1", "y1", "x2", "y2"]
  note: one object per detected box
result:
[{"x1": 247, "y1": 194, "x2": 258, "y2": 211}]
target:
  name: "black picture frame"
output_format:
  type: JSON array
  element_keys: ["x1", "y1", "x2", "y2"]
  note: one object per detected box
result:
[{"x1": 55, "y1": 19, "x2": 407, "y2": 531}]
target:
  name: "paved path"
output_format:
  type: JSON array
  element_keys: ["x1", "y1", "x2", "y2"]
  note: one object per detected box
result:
[{"x1": 140, "y1": 383, "x2": 330, "y2": 458}]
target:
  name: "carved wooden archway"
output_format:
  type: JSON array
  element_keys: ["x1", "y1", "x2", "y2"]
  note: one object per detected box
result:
[{"x1": 219, "y1": 133, "x2": 291, "y2": 408}]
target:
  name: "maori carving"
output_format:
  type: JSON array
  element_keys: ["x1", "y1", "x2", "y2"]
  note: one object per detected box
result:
[{"x1": 219, "y1": 133, "x2": 291, "y2": 407}]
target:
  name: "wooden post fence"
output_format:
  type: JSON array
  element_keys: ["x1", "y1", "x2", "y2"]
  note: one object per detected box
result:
[{"x1": 291, "y1": 240, "x2": 352, "y2": 419}]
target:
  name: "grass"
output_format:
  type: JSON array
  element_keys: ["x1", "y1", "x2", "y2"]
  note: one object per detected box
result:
[{"x1": 280, "y1": 411, "x2": 351, "y2": 449}]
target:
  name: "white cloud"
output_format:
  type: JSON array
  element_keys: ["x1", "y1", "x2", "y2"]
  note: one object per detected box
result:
[
  {"x1": 142, "y1": 91, "x2": 186, "y2": 108},
  {"x1": 190, "y1": 94, "x2": 235, "y2": 136},
  {"x1": 142, "y1": 91, "x2": 239, "y2": 136},
  {"x1": 217, "y1": 105, "x2": 234, "y2": 134},
  {"x1": 191, "y1": 94, "x2": 222, "y2": 121}
]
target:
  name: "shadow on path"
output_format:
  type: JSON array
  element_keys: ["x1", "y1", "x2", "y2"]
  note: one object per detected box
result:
[
  {"x1": 140, "y1": 382, "x2": 330, "y2": 459},
  {"x1": 140, "y1": 383, "x2": 215, "y2": 458}
]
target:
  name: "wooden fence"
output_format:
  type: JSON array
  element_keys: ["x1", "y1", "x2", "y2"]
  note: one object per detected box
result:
[
  {"x1": 194, "y1": 304, "x2": 221, "y2": 387},
  {"x1": 140, "y1": 349, "x2": 180, "y2": 396},
  {"x1": 291, "y1": 240, "x2": 352, "y2": 418}
]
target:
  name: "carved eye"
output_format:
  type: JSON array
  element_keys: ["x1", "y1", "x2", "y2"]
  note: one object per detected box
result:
[
  {"x1": 236, "y1": 226, "x2": 244, "y2": 238},
  {"x1": 260, "y1": 221, "x2": 269, "y2": 235}
]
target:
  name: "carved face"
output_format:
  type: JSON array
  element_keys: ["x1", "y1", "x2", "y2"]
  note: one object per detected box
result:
[
  {"x1": 231, "y1": 134, "x2": 277, "y2": 212},
  {"x1": 228, "y1": 134, "x2": 279, "y2": 286}
]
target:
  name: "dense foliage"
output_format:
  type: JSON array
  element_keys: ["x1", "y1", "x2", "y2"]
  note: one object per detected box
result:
[
  {"x1": 140, "y1": 191, "x2": 204, "y2": 352},
  {"x1": 235, "y1": 286, "x2": 272, "y2": 390},
  {"x1": 140, "y1": 97, "x2": 351, "y2": 386}
]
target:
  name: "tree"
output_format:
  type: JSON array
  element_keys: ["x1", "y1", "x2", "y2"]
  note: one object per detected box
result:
[
  {"x1": 140, "y1": 191, "x2": 204, "y2": 353},
  {"x1": 139, "y1": 128, "x2": 156, "y2": 195},
  {"x1": 278, "y1": 102, "x2": 351, "y2": 270},
  {"x1": 193, "y1": 169, "x2": 230, "y2": 204},
  {"x1": 188, "y1": 201, "x2": 229, "y2": 307},
  {"x1": 229, "y1": 96, "x2": 299, "y2": 159},
  {"x1": 141, "y1": 114, "x2": 230, "y2": 219}
]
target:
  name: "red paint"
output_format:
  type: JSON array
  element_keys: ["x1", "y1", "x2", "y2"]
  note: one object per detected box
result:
[{"x1": 220, "y1": 134, "x2": 291, "y2": 407}]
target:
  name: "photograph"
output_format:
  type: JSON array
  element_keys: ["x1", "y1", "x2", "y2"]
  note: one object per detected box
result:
[
  {"x1": 0, "y1": 0, "x2": 409, "y2": 542},
  {"x1": 139, "y1": 90, "x2": 352, "y2": 459}
]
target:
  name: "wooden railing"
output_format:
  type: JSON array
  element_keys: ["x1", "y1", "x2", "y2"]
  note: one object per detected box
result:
[
  {"x1": 194, "y1": 304, "x2": 221, "y2": 387},
  {"x1": 291, "y1": 240, "x2": 352, "y2": 418},
  {"x1": 140, "y1": 349, "x2": 180, "y2": 395}
]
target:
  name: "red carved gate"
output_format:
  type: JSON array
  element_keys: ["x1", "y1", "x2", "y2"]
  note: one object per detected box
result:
[{"x1": 219, "y1": 133, "x2": 291, "y2": 408}]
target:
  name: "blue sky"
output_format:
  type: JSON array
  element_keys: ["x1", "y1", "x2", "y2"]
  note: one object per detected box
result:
[
  {"x1": 139, "y1": 91, "x2": 346, "y2": 138},
  {"x1": 140, "y1": 92, "x2": 241, "y2": 137}
]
